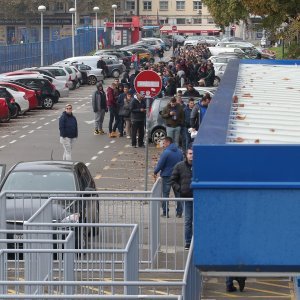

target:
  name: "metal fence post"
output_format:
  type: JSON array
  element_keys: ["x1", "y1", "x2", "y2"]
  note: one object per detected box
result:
[{"x1": 64, "y1": 230, "x2": 75, "y2": 295}]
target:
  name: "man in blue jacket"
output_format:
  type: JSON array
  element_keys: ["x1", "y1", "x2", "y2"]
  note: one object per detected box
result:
[
  {"x1": 59, "y1": 104, "x2": 78, "y2": 160},
  {"x1": 154, "y1": 136, "x2": 183, "y2": 217}
]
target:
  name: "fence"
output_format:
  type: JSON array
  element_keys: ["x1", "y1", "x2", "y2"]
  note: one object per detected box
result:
[
  {"x1": 0, "y1": 30, "x2": 95, "y2": 73},
  {"x1": 0, "y1": 178, "x2": 200, "y2": 299}
]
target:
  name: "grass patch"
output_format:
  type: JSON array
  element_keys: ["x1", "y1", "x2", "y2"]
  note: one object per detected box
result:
[{"x1": 269, "y1": 46, "x2": 284, "y2": 59}]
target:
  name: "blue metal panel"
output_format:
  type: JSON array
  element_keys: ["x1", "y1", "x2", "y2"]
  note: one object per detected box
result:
[{"x1": 194, "y1": 188, "x2": 300, "y2": 271}]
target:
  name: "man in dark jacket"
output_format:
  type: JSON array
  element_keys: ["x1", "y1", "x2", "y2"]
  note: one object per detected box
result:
[
  {"x1": 59, "y1": 104, "x2": 78, "y2": 160},
  {"x1": 130, "y1": 93, "x2": 146, "y2": 148},
  {"x1": 92, "y1": 82, "x2": 107, "y2": 135},
  {"x1": 154, "y1": 137, "x2": 183, "y2": 217},
  {"x1": 183, "y1": 84, "x2": 201, "y2": 97},
  {"x1": 107, "y1": 82, "x2": 119, "y2": 137},
  {"x1": 161, "y1": 97, "x2": 184, "y2": 146},
  {"x1": 171, "y1": 147, "x2": 193, "y2": 249}
]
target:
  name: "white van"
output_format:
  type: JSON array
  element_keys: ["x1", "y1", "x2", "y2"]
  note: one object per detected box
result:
[
  {"x1": 208, "y1": 47, "x2": 245, "y2": 57},
  {"x1": 54, "y1": 56, "x2": 100, "y2": 69}
]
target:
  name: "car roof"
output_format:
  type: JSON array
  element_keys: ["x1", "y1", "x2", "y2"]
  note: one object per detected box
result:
[{"x1": 11, "y1": 161, "x2": 82, "y2": 172}]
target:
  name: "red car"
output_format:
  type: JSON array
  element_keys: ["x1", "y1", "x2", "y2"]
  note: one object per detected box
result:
[
  {"x1": 0, "y1": 82, "x2": 38, "y2": 110},
  {"x1": 0, "y1": 98, "x2": 10, "y2": 122}
]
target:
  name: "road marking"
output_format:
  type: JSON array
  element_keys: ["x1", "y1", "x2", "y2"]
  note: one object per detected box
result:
[
  {"x1": 111, "y1": 158, "x2": 117, "y2": 162},
  {"x1": 11, "y1": 130, "x2": 18, "y2": 134},
  {"x1": 212, "y1": 291, "x2": 239, "y2": 297},
  {"x1": 0, "y1": 145, "x2": 6, "y2": 149},
  {"x1": 125, "y1": 144, "x2": 131, "y2": 148},
  {"x1": 257, "y1": 280, "x2": 291, "y2": 289},
  {"x1": 85, "y1": 120, "x2": 94, "y2": 124},
  {"x1": 9, "y1": 140, "x2": 17, "y2": 144},
  {"x1": 31, "y1": 121, "x2": 36, "y2": 124},
  {"x1": 94, "y1": 174, "x2": 102, "y2": 179},
  {"x1": 103, "y1": 166, "x2": 110, "y2": 170},
  {"x1": 51, "y1": 119, "x2": 56, "y2": 122},
  {"x1": 104, "y1": 145, "x2": 110, "y2": 148},
  {"x1": 22, "y1": 125, "x2": 29, "y2": 128},
  {"x1": 85, "y1": 162, "x2": 90, "y2": 166},
  {"x1": 28, "y1": 130, "x2": 34, "y2": 133},
  {"x1": 37, "y1": 126, "x2": 42, "y2": 129},
  {"x1": 40, "y1": 117, "x2": 45, "y2": 120},
  {"x1": 19, "y1": 135, "x2": 26, "y2": 139},
  {"x1": 91, "y1": 156, "x2": 97, "y2": 160},
  {"x1": 245, "y1": 287, "x2": 290, "y2": 296},
  {"x1": 110, "y1": 140, "x2": 115, "y2": 143},
  {"x1": 44, "y1": 122, "x2": 49, "y2": 125},
  {"x1": 98, "y1": 150, "x2": 103, "y2": 154},
  {"x1": 1, "y1": 135, "x2": 9, "y2": 138},
  {"x1": 118, "y1": 151, "x2": 124, "y2": 155}
]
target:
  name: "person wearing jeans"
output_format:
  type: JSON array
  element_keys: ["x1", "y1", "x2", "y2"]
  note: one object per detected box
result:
[
  {"x1": 161, "y1": 97, "x2": 184, "y2": 147},
  {"x1": 171, "y1": 148, "x2": 193, "y2": 249},
  {"x1": 154, "y1": 137, "x2": 183, "y2": 217},
  {"x1": 59, "y1": 104, "x2": 78, "y2": 160}
]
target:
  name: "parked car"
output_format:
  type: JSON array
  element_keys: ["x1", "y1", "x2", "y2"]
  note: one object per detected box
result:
[
  {"x1": 149, "y1": 90, "x2": 216, "y2": 145},
  {"x1": 38, "y1": 66, "x2": 73, "y2": 89},
  {"x1": 23, "y1": 68, "x2": 56, "y2": 78},
  {"x1": 141, "y1": 38, "x2": 167, "y2": 50},
  {"x1": 1, "y1": 86, "x2": 29, "y2": 115},
  {"x1": 183, "y1": 36, "x2": 204, "y2": 46},
  {"x1": 0, "y1": 98, "x2": 10, "y2": 122},
  {"x1": 0, "y1": 87, "x2": 18, "y2": 118},
  {"x1": 101, "y1": 58, "x2": 126, "y2": 78},
  {"x1": 127, "y1": 48, "x2": 155, "y2": 63},
  {"x1": 0, "y1": 160, "x2": 98, "y2": 250},
  {"x1": 197, "y1": 36, "x2": 220, "y2": 46},
  {"x1": 41, "y1": 74, "x2": 69, "y2": 98},
  {"x1": 73, "y1": 64, "x2": 103, "y2": 85},
  {"x1": 0, "y1": 81, "x2": 39, "y2": 110},
  {"x1": 95, "y1": 51, "x2": 131, "y2": 70},
  {"x1": 4, "y1": 76, "x2": 58, "y2": 109}
]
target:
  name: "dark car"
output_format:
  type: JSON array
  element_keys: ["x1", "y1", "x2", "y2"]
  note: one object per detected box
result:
[
  {"x1": 0, "y1": 161, "x2": 98, "y2": 248},
  {"x1": 0, "y1": 87, "x2": 18, "y2": 118},
  {"x1": 98, "y1": 51, "x2": 131, "y2": 70},
  {"x1": 0, "y1": 97, "x2": 10, "y2": 122},
  {"x1": 9, "y1": 77, "x2": 58, "y2": 109},
  {"x1": 101, "y1": 58, "x2": 126, "y2": 78}
]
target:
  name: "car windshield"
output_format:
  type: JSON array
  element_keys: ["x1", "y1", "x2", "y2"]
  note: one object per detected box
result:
[{"x1": 2, "y1": 171, "x2": 76, "y2": 191}]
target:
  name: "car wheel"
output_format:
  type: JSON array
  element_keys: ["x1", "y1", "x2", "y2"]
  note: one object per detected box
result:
[
  {"x1": 1, "y1": 114, "x2": 10, "y2": 123},
  {"x1": 10, "y1": 105, "x2": 18, "y2": 119},
  {"x1": 151, "y1": 128, "x2": 167, "y2": 145},
  {"x1": 112, "y1": 70, "x2": 120, "y2": 78},
  {"x1": 88, "y1": 75, "x2": 97, "y2": 85},
  {"x1": 76, "y1": 80, "x2": 81, "y2": 89},
  {"x1": 15, "y1": 104, "x2": 22, "y2": 116},
  {"x1": 55, "y1": 91, "x2": 60, "y2": 99},
  {"x1": 69, "y1": 81, "x2": 76, "y2": 90},
  {"x1": 42, "y1": 97, "x2": 54, "y2": 109},
  {"x1": 214, "y1": 76, "x2": 221, "y2": 87}
]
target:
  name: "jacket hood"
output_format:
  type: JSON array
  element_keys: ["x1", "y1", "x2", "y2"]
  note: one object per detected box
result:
[{"x1": 167, "y1": 143, "x2": 179, "y2": 152}]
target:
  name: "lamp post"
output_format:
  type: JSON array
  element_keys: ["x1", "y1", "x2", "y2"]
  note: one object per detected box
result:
[
  {"x1": 69, "y1": 8, "x2": 76, "y2": 57},
  {"x1": 38, "y1": 5, "x2": 46, "y2": 66},
  {"x1": 112, "y1": 4, "x2": 117, "y2": 48},
  {"x1": 74, "y1": 0, "x2": 77, "y2": 35},
  {"x1": 93, "y1": 6, "x2": 100, "y2": 51}
]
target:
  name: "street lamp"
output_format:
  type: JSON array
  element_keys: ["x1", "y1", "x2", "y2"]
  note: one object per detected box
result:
[
  {"x1": 93, "y1": 6, "x2": 100, "y2": 51},
  {"x1": 112, "y1": 4, "x2": 117, "y2": 48},
  {"x1": 69, "y1": 7, "x2": 76, "y2": 57},
  {"x1": 74, "y1": 0, "x2": 77, "y2": 35},
  {"x1": 38, "y1": 5, "x2": 46, "y2": 66}
]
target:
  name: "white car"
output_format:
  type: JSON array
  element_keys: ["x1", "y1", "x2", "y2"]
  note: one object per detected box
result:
[
  {"x1": 183, "y1": 36, "x2": 205, "y2": 46},
  {"x1": 39, "y1": 66, "x2": 73, "y2": 89},
  {"x1": 3, "y1": 87, "x2": 29, "y2": 115}
]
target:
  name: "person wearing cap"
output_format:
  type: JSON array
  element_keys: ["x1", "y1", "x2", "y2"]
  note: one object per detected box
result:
[
  {"x1": 59, "y1": 104, "x2": 78, "y2": 160},
  {"x1": 92, "y1": 82, "x2": 107, "y2": 135}
]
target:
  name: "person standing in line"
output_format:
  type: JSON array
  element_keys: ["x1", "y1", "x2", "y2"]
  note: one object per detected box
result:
[
  {"x1": 154, "y1": 136, "x2": 183, "y2": 218},
  {"x1": 91, "y1": 82, "x2": 107, "y2": 135},
  {"x1": 122, "y1": 92, "x2": 133, "y2": 139},
  {"x1": 117, "y1": 84, "x2": 130, "y2": 137},
  {"x1": 130, "y1": 93, "x2": 146, "y2": 148},
  {"x1": 59, "y1": 104, "x2": 78, "y2": 160},
  {"x1": 183, "y1": 98, "x2": 195, "y2": 151},
  {"x1": 161, "y1": 97, "x2": 184, "y2": 147},
  {"x1": 106, "y1": 82, "x2": 119, "y2": 137},
  {"x1": 171, "y1": 147, "x2": 193, "y2": 250}
]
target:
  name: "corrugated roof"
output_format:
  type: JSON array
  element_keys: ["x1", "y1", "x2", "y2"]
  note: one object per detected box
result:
[{"x1": 227, "y1": 63, "x2": 300, "y2": 144}]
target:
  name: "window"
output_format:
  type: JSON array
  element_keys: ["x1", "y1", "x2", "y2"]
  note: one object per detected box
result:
[
  {"x1": 207, "y1": 18, "x2": 215, "y2": 24},
  {"x1": 193, "y1": 1, "x2": 202, "y2": 10},
  {"x1": 193, "y1": 18, "x2": 202, "y2": 24},
  {"x1": 176, "y1": 18, "x2": 186, "y2": 24},
  {"x1": 143, "y1": 1, "x2": 152, "y2": 10},
  {"x1": 160, "y1": 1, "x2": 168, "y2": 10},
  {"x1": 126, "y1": 1, "x2": 135, "y2": 10},
  {"x1": 176, "y1": 1, "x2": 185, "y2": 10},
  {"x1": 54, "y1": 1, "x2": 64, "y2": 11}
]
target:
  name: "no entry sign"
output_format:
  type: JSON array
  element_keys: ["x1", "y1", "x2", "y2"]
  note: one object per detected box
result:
[{"x1": 134, "y1": 70, "x2": 162, "y2": 98}]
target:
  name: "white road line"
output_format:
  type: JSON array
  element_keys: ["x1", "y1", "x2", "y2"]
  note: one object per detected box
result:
[
  {"x1": 22, "y1": 125, "x2": 29, "y2": 128},
  {"x1": 51, "y1": 119, "x2": 56, "y2": 122},
  {"x1": 74, "y1": 102, "x2": 78, "y2": 104},
  {"x1": 44, "y1": 122, "x2": 49, "y2": 125},
  {"x1": 1, "y1": 135, "x2": 9, "y2": 138},
  {"x1": 19, "y1": 135, "x2": 26, "y2": 139},
  {"x1": 0, "y1": 145, "x2": 6, "y2": 149},
  {"x1": 104, "y1": 145, "x2": 110, "y2": 148},
  {"x1": 37, "y1": 126, "x2": 42, "y2": 129},
  {"x1": 9, "y1": 140, "x2": 17, "y2": 144},
  {"x1": 40, "y1": 117, "x2": 45, "y2": 120},
  {"x1": 98, "y1": 150, "x2": 103, "y2": 154},
  {"x1": 31, "y1": 121, "x2": 37, "y2": 124},
  {"x1": 110, "y1": 140, "x2": 115, "y2": 144},
  {"x1": 125, "y1": 144, "x2": 131, "y2": 148},
  {"x1": 103, "y1": 166, "x2": 110, "y2": 170},
  {"x1": 118, "y1": 151, "x2": 124, "y2": 155},
  {"x1": 91, "y1": 156, "x2": 97, "y2": 160},
  {"x1": 28, "y1": 130, "x2": 34, "y2": 134},
  {"x1": 111, "y1": 158, "x2": 117, "y2": 162},
  {"x1": 85, "y1": 162, "x2": 91, "y2": 166},
  {"x1": 11, "y1": 130, "x2": 18, "y2": 134}
]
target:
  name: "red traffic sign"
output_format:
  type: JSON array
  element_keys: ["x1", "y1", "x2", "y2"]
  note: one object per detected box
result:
[
  {"x1": 134, "y1": 70, "x2": 162, "y2": 98},
  {"x1": 172, "y1": 25, "x2": 177, "y2": 32},
  {"x1": 231, "y1": 25, "x2": 236, "y2": 31}
]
